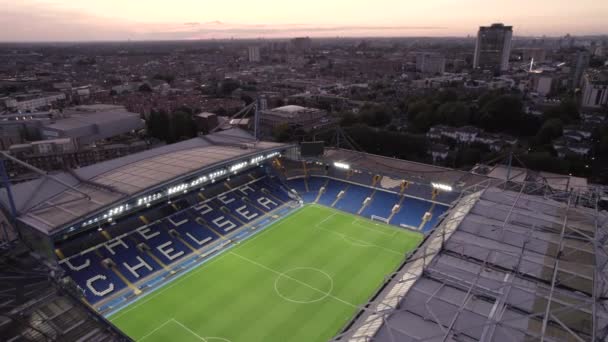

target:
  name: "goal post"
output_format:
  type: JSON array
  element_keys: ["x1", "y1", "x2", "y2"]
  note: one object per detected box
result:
[{"x1": 370, "y1": 215, "x2": 389, "y2": 224}]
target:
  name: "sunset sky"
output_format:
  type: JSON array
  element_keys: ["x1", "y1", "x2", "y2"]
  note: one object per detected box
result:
[{"x1": 2, "y1": 0, "x2": 607, "y2": 41}]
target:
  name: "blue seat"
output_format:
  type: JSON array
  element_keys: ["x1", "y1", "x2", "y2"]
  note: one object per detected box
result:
[
  {"x1": 98, "y1": 236, "x2": 161, "y2": 284},
  {"x1": 362, "y1": 190, "x2": 400, "y2": 219},
  {"x1": 167, "y1": 211, "x2": 217, "y2": 248},
  {"x1": 335, "y1": 185, "x2": 372, "y2": 214},
  {"x1": 131, "y1": 223, "x2": 191, "y2": 264},
  {"x1": 391, "y1": 197, "x2": 433, "y2": 229},
  {"x1": 59, "y1": 251, "x2": 127, "y2": 304},
  {"x1": 421, "y1": 204, "x2": 449, "y2": 232},
  {"x1": 192, "y1": 201, "x2": 242, "y2": 234},
  {"x1": 318, "y1": 180, "x2": 347, "y2": 206}
]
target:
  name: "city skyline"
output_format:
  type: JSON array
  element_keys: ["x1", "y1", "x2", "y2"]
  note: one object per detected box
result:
[{"x1": 1, "y1": 0, "x2": 607, "y2": 42}]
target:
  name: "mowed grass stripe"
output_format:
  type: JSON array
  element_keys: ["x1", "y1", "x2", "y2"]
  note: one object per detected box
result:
[{"x1": 112, "y1": 205, "x2": 423, "y2": 342}]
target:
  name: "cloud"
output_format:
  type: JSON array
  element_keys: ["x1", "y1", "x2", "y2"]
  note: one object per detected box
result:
[
  {"x1": 139, "y1": 23, "x2": 448, "y2": 40},
  {"x1": 0, "y1": 1, "x2": 448, "y2": 41}
]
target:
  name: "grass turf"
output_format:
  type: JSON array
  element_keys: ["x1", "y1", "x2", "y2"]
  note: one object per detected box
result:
[{"x1": 109, "y1": 204, "x2": 423, "y2": 342}]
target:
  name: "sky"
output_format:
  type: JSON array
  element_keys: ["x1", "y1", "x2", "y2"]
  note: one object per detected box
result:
[{"x1": 1, "y1": 0, "x2": 607, "y2": 41}]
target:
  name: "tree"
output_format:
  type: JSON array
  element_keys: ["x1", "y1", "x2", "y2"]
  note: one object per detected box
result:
[
  {"x1": 272, "y1": 124, "x2": 292, "y2": 142},
  {"x1": 147, "y1": 110, "x2": 171, "y2": 141},
  {"x1": 534, "y1": 119, "x2": 563, "y2": 146},
  {"x1": 435, "y1": 102, "x2": 471, "y2": 127},
  {"x1": 542, "y1": 99, "x2": 579, "y2": 124},
  {"x1": 138, "y1": 83, "x2": 153, "y2": 92},
  {"x1": 518, "y1": 152, "x2": 570, "y2": 174},
  {"x1": 171, "y1": 111, "x2": 197, "y2": 142},
  {"x1": 478, "y1": 95, "x2": 534, "y2": 135},
  {"x1": 219, "y1": 79, "x2": 240, "y2": 96},
  {"x1": 153, "y1": 73, "x2": 175, "y2": 84}
]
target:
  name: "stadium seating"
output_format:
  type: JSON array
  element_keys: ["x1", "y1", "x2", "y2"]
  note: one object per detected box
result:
[
  {"x1": 286, "y1": 176, "x2": 449, "y2": 233},
  {"x1": 334, "y1": 184, "x2": 373, "y2": 214},
  {"x1": 361, "y1": 190, "x2": 401, "y2": 219},
  {"x1": 59, "y1": 166, "x2": 449, "y2": 306},
  {"x1": 58, "y1": 173, "x2": 293, "y2": 305},
  {"x1": 60, "y1": 251, "x2": 127, "y2": 303}
]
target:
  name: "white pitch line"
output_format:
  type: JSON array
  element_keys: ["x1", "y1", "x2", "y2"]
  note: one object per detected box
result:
[
  {"x1": 316, "y1": 212, "x2": 337, "y2": 227},
  {"x1": 172, "y1": 318, "x2": 208, "y2": 341},
  {"x1": 110, "y1": 208, "x2": 308, "y2": 322},
  {"x1": 349, "y1": 217, "x2": 396, "y2": 237},
  {"x1": 314, "y1": 225, "x2": 403, "y2": 256},
  {"x1": 138, "y1": 319, "x2": 173, "y2": 341},
  {"x1": 229, "y1": 251, "x2": 358, "y2": 308}
]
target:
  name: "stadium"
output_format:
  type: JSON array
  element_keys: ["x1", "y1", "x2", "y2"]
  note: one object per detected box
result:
[{"x1": 0, "y1": 128, "x2": 607, "y2": 342}]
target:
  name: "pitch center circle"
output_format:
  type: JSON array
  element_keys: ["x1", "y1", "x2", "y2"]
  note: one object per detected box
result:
[{"x1": 274, "y1": 267, "x2": 334, "y2": 304}]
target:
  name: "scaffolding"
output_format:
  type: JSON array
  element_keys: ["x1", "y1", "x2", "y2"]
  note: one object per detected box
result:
[{"x1": 334, "y1": 180, "x2": 608, "y2": 342}]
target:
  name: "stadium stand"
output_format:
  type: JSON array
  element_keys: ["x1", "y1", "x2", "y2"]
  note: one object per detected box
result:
[
  {"x1": 286, "y1": 174, "x2": 450, "y2": 233},
  {"x1": 55, "y1": 173, "x2": 293, "y2": 305},
  {"x1": 342, "y1": 183, "x2": 608, "y2": 342},
  {"x1": 0, "y1": 243, "x2": 130, "y2": 341}
]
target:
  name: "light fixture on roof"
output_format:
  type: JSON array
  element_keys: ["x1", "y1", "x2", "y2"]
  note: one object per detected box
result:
[
  {"x1": 333, "y1": 162, "x2": 350, "y2": 170},
  {"x1": 431, "y1": 182, "x2": 453, "y2": 192}
]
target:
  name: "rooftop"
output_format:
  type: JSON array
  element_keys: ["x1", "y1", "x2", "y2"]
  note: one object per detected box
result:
[
  {"x1": 0, "y1": 129, "x2": 286, "y2": 235},
  {"x1": 345, "y1": 184, "x2": 607, "y2": 342}
]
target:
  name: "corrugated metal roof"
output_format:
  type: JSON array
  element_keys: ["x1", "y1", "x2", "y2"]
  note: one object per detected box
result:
[{"x1": 346, "y1": 186, "x2": 607, "y2": 342}]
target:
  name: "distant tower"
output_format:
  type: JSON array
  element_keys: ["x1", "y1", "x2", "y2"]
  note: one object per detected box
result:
[
  {"x1": 248, "y1": 46, "x2": 261, "y2": 63},
  {"x1": 572, "y1": 50, "x2": 590, "y2": 88},
  {"x1": 473, "y1": 23, "x2": 513, "y2": 73}
]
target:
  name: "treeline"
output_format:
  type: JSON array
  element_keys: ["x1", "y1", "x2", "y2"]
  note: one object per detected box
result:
[
  {"x1": 146, "y1": 107, "x2": 198, "y2": 144},
  {"x1": 405, "y1": 90, "x2": 541, "y2": 136},
  {"x1": 344, "y1": 125, "x2": 428, "y2": 161}
]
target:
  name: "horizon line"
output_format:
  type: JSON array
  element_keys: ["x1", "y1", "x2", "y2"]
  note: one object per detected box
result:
[{"x1": 1, "y1": 33, "x2": 607, "y2": 44}]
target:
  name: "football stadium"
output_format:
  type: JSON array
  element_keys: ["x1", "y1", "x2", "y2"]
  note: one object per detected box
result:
[{"x1": 1, "y1": 128, "x2": 607, "y2": 342}]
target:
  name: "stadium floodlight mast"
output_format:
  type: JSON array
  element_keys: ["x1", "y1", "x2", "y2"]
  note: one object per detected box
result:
[
  {"x1": 333, "y1": 162, "x2": 350, "y2": 170},
  {"x1": 431, "y1": 182, "x2": 453, "y2": 192}
]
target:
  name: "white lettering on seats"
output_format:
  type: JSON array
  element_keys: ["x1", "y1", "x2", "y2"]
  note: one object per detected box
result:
[
  {"x1": 86, "y1": 275, "x2": 114, "y2": 297},
  {"x1": 218, "y1": 194, "x2": 235, "y2": 205},
  {"x1": 239, "y1": 185, "x2": 255, "y2": 195},
  {"x1": 104, "y1": 238, "x2": 128, "y2": 255},
  {"x1": 137, "y1": 226, "x2": 160, "y2": 240},
  {"x1": 195, "y1": 203, "x2": 213, "y2": 215},
  {"x1": 157, "y1": 241, "x2": 184, "y2": 261},
  {"x1": 168, "y1": 216, "x2": 187, "y2": 226},
  {"x1": 212, "y1": 216, "x2": 237, "y2": 232},
  {"x1": 186, "y1": 232, "x2": 212, "y2": 246},
  {"x1": 257, "y1": 197, "x2": 278, "y2": 210},
  {"x1": 60, "y1": 256, "x2": 90, "y2": 271},
  {"x1": 236, "y1": 206, "x2": 258, "y2": 221},
  {"x1": 123, "y1": 256, "x2": 153, "y2": 278}
]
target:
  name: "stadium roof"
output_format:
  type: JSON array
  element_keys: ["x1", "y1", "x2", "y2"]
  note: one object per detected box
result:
[
  {"x1": 342, "y1": 183, "x2": 608, "y2": 342},
  {"x1": 324, "y1": 148, "x2": 491, "y2": 189},
  {"x1": 0, "y1": 129, "x2": 288, "y2": 236}
]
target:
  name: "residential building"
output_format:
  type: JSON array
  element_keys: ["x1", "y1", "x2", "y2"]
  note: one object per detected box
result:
[
  {"x1": 572, "y1": 50, "x2": 591, "y2": 88},
  {"x1": 473, "y1": 23, "x2": 513, "y2": 73},
  {"x1": 248, "y1": 46, "x2": 261, "y2": 63},
  {"x1": 3, "y1": 93, "x2": 66, "y2": 112},
  {"x1": 581, "y1": 69, "x2": 608, "y2": 109},
  {"x1": 291, "y1": 37, "x2": 312, "y2": 52},
  {"x1": 415, "y1": 53, "x2": 446, "y2": 75}
]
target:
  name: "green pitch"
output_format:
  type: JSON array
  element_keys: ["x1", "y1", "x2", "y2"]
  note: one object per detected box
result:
[{"x1": 109, "y1": 204, "x2": 423, "y2": 342}]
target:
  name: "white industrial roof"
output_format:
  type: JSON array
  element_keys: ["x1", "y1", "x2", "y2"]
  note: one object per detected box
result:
[{"x1": 272, "y1": 105, "x2": 307, "y2": 113}]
